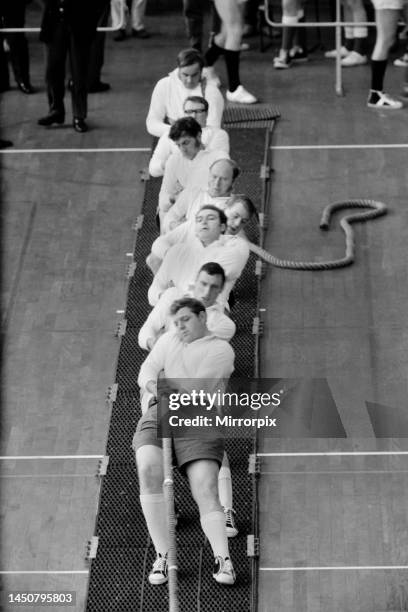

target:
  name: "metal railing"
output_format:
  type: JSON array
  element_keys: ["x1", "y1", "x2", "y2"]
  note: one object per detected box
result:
[
  {"x1": 261, "y1": 0, "x2": 377, "y2": 95},
  {"x1": 0, "y1": 2, "x2": 124, "y2": 34}
]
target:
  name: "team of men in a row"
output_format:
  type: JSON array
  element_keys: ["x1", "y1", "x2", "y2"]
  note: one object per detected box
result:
[{"x1": 134, "y1": 48, "x2": 257, "y2": 587}]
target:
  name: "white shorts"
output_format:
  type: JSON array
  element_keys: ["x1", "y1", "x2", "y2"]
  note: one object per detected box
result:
[{"x1": 371, "y1": 0, "x2": 405, "y2": 10}]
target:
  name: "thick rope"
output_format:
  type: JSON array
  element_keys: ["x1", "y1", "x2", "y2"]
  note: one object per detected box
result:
[
  {"x1": 163, "y1": 437, "x2": 179, "y2": 612},
  {"x1": 250, "y1": 199, "x2": 387, "y2": 270}
]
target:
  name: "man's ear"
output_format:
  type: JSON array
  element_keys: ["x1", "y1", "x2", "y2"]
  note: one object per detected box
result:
[
  {"x1": 199, "y1": 310, "x2": 207, "y2": 324},
  {"x1": 220, "y1": 222, "x2": 227, "y2": 234}
]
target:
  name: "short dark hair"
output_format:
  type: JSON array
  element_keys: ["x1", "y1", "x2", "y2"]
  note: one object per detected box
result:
[
  {"x1": 226, "y1": 194, "x2": 258, "y2": 220},
  {"x1": 196, "y1": 204, "x2": 227, "y2": 226},
  {"x1": 170, "y1": 297, "x2": 206, "y2": 316},
  {"x1": 197, "y1": 262, "x2": 226, "y2": 287},
  {"x1": 210, "y1": 158, "x2": 240, "y2": 181},
  {"x1": 177, "y1": 48, "x2": 205, "y2": 70},
  {"x1": 169, "y1": 117, "x2": 202, "y2": 141},
  {"x1": 184, "y1": 96, "x2": 209, "y2": 113}
]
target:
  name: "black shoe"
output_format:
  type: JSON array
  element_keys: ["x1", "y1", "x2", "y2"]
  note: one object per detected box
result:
[
  {"x1": 89, "y1": 81, "x2": 111, "y2": 93},
  {"x1": 38, "y1": 112, "x2": 65, "y2": 126},
  {"x1": 114, "y1": 29, "x2": 126, "y2": 41},
  {"x1": 0, "y1": 139, "x2": 13, "y2": 149},
  {"x1": 132, "y1": 28, "x2": 150, "y2": 38},
  {"x1": 17, "y1": 81, "x2": 35, "y2": 94},
  {"x1": 73, "y1": 118, "x2": 88, "y2": 133}
]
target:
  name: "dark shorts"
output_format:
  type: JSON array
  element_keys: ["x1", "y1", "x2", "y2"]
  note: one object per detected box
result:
[{"x1": 132, "y1": 405, "x2": 225, "y2": 471}]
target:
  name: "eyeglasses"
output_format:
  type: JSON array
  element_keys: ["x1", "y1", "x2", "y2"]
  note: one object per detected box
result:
[{"x1": 184, "y1": 108, "x2": 206, "y2": 115}]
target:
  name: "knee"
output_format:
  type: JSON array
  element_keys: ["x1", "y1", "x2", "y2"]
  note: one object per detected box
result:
[
  {"x1": 191, "y1": 476, "x2": 219, "y2": 507},
  {"x1": 137, "y1": 461, "x2": 163, "y2": 493}
]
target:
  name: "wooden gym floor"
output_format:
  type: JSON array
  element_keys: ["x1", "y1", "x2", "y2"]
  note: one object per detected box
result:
[{"x1": 1, "y1": 5, "x2": 407, "y2": 611}]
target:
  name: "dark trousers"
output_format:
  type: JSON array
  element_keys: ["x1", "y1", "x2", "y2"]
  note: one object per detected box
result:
[
  {"x1": 88, "y1": 0, "x2": 110, "y2": 88},
  {"x1": 183, "y1": 0, "x2": 207, "y2": 51},
  {"x1": 45, "y1": 21, "x2": 92, "y2": 119},
  {"x1": 0, "y1": 34, "x2": 10, "y2": 91},
  {"x1": 2, "y1": 0, "x2": 30, "y2": 84}
]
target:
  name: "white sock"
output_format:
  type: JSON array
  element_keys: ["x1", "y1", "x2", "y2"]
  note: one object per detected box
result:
[
  {"x1": 200, "y1": 510, "x2": 229, "y2": 559},
  {"x1": 139, "y1": 493, "x2": 169, "y2": 556},
  {"x1": 218, "y1": 466, "x2": 233, "y2": 509}
]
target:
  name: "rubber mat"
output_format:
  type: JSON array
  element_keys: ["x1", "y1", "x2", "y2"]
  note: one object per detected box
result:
[
  {"x1": 223, "y1": 104, "x2": 280, "y2": 125},
  {"x1": 85, "y1": 128, "x2": 273, "y2": 612}
]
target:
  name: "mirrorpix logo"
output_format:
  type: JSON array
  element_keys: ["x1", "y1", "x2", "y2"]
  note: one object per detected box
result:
[{"x1": 157, "y1": 378, "x2": 284, "y2": 438}]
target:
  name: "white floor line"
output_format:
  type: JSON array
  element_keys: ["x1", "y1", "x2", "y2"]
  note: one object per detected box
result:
[
  {"x1": 258, "y1": 451, "x2": 408, "y2": 457},
  {"x1": 0, "y1": 474, "x2": 97, "y2": 478},
  {"x1": 261, "y1": 469, "x2": 408, "y2": 475},
  {"x1": 260, "y1": 565, "x2": 408, "y2": 572},
  {"x1": 270, "y1": 143, "x2": 408, "y2": 150},
  {"x1": 0, "y1": 147, "x2": 151, "y2": 154},
  {"x1": 0, "y1": 455, "x2": 104, "y2": 460},
  {"x1": 0, "y1": 570, "x2": 89, "y2": 575}
]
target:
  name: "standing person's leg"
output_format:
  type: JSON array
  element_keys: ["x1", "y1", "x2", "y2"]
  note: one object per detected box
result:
[
  {"x1": 274, "y1": 0, "x2": 298, "y2": 68},
  {"x1": 3, "y1": 0, "x2": 33, "y2": 92},
  {"x1": 324, "y1": 0, "x2": 349, "y2": 58},
  {"x1": 88, "y1": 0, "x2": 111, "y2": 92},
  {"x1": 0, "y1": 34, "x2": 10, "y2": 92},
  {"x1": 213, "y1": 0, "x2": 257, "y2": 102},
  {"x1": 38, "y1": 22, "x2": 67, "y2": 125},
  {"x1": 69, "y1": 34, "x2": 92, "y2": 130},
  {"x1": 341, "y1": 0, "x2": 368, "y2": 65},
  {"x1": 112, "y1": 0, "x2": 128, "y2": 41},
  {"x1": 368, "y1": 7, "x2": 402, "y2": 108},
  {"x1": 243, "y1": 0, "x2": 259, "y2": 36},
  {"x1": 403, "y1": 60, "x2": 408, "y2": 95},
  {"x1": 183, "y1": 0, "x2": 206, "y2": 51},
  {"x1": 131, "y1": 0, "x2": 150, "y2": 37},
  {"x1": 187, "y1": 458, "x2": 236, "y2": 584},
  {"x1": 290, "y1": 1, "x2": 308, "y2": 61}
]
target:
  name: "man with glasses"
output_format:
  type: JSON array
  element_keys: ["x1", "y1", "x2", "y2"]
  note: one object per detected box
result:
[{"x1": 149, "y1": 96, "x2": 229, "y2": 177}]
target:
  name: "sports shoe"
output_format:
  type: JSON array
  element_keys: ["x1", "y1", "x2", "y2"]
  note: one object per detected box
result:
[
  {"x1": 224, "y1": 507, "x2": 238, "y2": 538},
  {"x1": 148, "y1": 553, "x2": 168, "y2": 585},
  {"x1": 324, "y1": 46, "x2": 349, "y2": 59},
  {"x1": 273, "y1": 54, "x2": 291, "y2": 69},
  {"x1": 289, "y1": 46, "x2": 309, "y2": 62},
  {"x1": 367, "y1": 90, "x2": 403, "y2": 109},
  {"x1": 213, "y1": 556, "x2": 236, "y2": 585},
  {"x1": 202, "y1": 66, "x2": 221, "y2": 87},
  {"x1": 394, "y1": 53, "x2": 408, "y2": 67},
  {"x1": 341, "y1": 51, "x2": 367, "y2": 66},
  {"x1": 226, "y1": 85, "x2": 257, "y2": 104}
]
